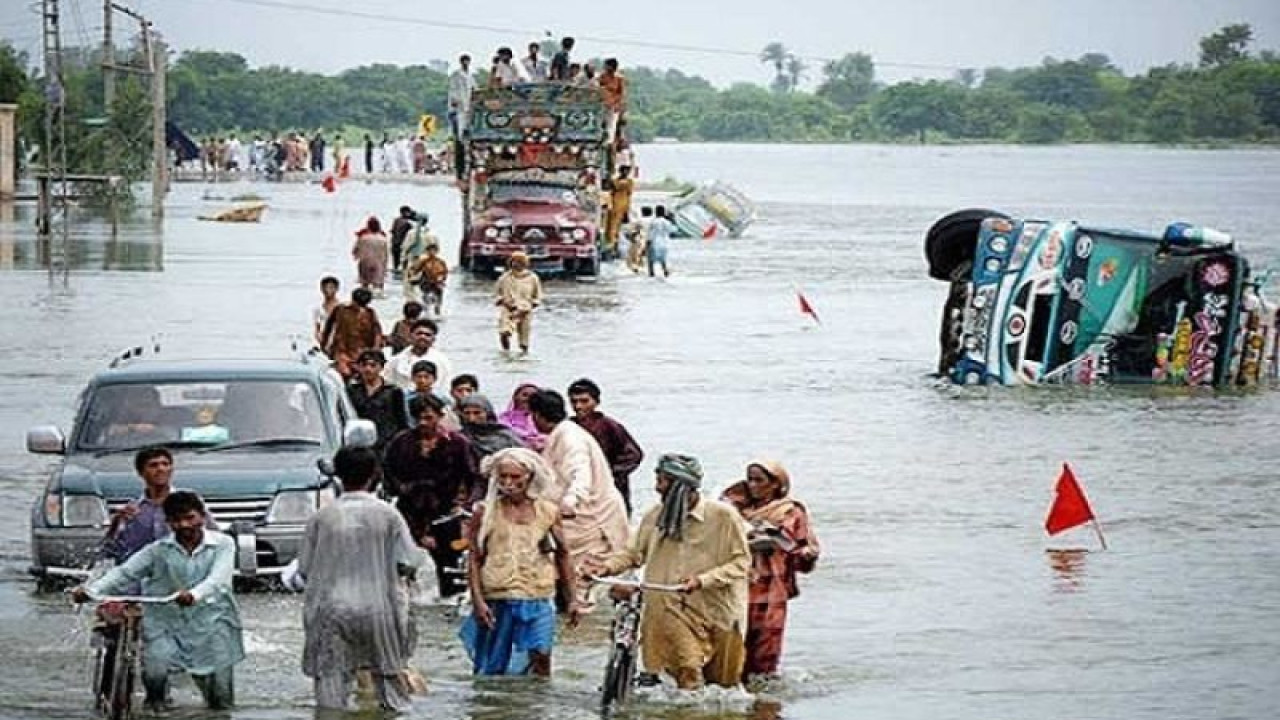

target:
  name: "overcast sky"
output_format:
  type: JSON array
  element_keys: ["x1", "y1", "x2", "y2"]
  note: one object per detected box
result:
[{"x1": 3, "y1": 0, "x2": 1278, "y2": 86}]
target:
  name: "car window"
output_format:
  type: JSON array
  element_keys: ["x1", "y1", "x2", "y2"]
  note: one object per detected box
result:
[{"x1": 77, "y1": 380, "x2": 328, "y2": 450}]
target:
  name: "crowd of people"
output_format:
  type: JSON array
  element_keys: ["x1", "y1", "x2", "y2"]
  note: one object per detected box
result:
[
  {"x1": 187, "y1": 132, "x2": 455, "y2": 181},
  {"x1": 66, "y1": 42, "x2": 770, "y2": 713},
  {"x1": 69, "y1": 255, "x2": 822, "y2": 713},
  {"x1": 73, "y1": 426, "x2": 820, "y2": 712}
]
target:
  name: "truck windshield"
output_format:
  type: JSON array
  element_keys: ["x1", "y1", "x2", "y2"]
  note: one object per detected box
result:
[
  {"x1": 489, "y1": 183, "x2": 579, "y2": 206},
  {"x1": 77, "y1": 380, "x2": 328, "y2": 451}
]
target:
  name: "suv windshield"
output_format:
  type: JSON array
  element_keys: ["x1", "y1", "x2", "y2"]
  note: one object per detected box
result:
[
  {"x1": 76, "y1": 380, "x2": 328, "y2": 451},
  {"x1": 489, "y1": 182, "x2": 579, "y2": 206}
]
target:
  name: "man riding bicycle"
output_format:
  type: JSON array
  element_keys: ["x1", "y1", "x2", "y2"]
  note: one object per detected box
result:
[
  {"x1": 582, "y1": 453, "x2": 751, "y2": 690},
  {"x1": 72, "y1": 491, "x2": 245, "y2": 712}
]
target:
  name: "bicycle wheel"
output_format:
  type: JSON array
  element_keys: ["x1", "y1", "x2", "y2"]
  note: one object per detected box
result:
[
  {"x1": 600, "y1": 645, "x2": 635, "y2": 710},
  {"x1": 106, "y1": 620, "x2": 139, "y2": 720}
]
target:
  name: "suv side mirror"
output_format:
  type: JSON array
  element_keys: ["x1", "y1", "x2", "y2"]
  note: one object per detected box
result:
[
  {"x1": 27, "y1": 426, "x2": 66, "y2": 455},
  {"x1": 342, "y1": 419, "x2": 378, "y2": 449}
]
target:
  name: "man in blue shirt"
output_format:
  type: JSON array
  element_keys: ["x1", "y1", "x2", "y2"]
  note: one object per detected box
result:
[
  {"x1": 103, "y1": 446, "x2": 179, "y2": 563},
  {"x1": 74, "y1": 491, "x2": 245, "y2": 711}
]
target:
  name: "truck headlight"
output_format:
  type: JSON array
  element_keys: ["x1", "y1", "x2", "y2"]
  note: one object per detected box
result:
[
  {"x1": 267, "y1": 490, "x2": 320, "y2": 524},
  {"x1": 60, "y1": 494, "x2": 108, "y2": 527},
  {"x1": 484, "y1": 227, "x2": 499, "y2": 239},
  {"x1": 571, "y1": 228, "x2": 587, "y2": 241}
]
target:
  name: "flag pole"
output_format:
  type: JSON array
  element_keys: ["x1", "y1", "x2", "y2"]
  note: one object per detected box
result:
[{"x1": 1090, "y1": 517, "x2": 1108, "y2": 551}]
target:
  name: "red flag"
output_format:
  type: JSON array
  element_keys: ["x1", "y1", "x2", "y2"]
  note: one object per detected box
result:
[
  {"x1": 797, "y1": 290, "x2": 821, "y2": 325},
  {"x1": 338, "y1": 156, "x2": 351, "y2": 179},
  {"x1": 702, "y1": 223, "x2": 718, "y2": 239},
  {"x1": 321, "y1": 174, "x2": 337, "y2": 193},
  {"x1": 1045, "y1": 463, "x2": 1096, "y2": 535}
]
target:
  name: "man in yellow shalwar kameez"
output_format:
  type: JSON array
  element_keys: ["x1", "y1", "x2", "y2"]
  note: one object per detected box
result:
[
  {"x1": 604, "y1": 166, "x2": 635, "y2": 259},
  {"x1": 585, "y1": 453, "x2": 750, "y2": 689}
]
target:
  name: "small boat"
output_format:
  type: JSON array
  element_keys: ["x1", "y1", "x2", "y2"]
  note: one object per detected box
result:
[
  {"x1": 928, "y1": 208, "x2": 1278, "y2": 387},
  {"x1": 198, "y1": 202, "x2": 267, "y2": 223},
  {"x1": 669, "y1": 181, "x2": 756, "y2": 238}
]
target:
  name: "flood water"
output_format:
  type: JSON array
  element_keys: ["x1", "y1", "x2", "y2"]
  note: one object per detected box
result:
[{"x1": 1, "y1": 143, "x2": 1279, "y2": 720}]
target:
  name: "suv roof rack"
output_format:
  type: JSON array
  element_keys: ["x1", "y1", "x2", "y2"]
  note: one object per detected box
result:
[{"x1": 109, "y1": 335, "x2": 162, "y2": 368}]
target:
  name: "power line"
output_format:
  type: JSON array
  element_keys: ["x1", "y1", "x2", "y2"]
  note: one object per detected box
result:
[{"x1": 182, "y1": 0, "x2": 968, "y2": 73}]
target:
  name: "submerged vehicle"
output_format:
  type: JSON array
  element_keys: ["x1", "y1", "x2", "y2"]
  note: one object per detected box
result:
[
  {"x1": 669, "y1": 181, "x2": 757, "y2": 239},
  {"x1": 460, "y1": 83, "x2": 608, "y2": 277},
  {"x1": 927, "y1": 209, "x2": 1278, "y2": 387}
]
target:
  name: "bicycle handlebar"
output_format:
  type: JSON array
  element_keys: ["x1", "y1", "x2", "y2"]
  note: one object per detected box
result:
[
  {"x1": 83, "y1": 591, "x2": 181, "y2": 604},
  {"x1": 431, "y1": 509, "x2": 474, "y2": 526},
  {"x1": 589, "y1": 577, "x2": 685, "y2": 593}
]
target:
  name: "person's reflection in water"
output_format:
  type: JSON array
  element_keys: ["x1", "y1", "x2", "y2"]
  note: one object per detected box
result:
[{"x1": 1046, "y1": 548, "x2": 1089, "y2": 592}]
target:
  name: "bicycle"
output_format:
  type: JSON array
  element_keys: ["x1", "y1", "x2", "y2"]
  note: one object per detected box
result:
[
  {"x1": 590, "y1": 577, "x2": 683, "y2": 711},
  {"x1": 81, "y1": 591, "x2": 178, "y2": 720}
]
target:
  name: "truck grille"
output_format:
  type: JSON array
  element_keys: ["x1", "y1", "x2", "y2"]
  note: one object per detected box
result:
[{"x1": 107, "y1": 496, "x2": 273, "y2": 525}]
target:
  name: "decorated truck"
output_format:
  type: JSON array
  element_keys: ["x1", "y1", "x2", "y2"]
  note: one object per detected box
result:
[
  {"x1": 927, "y1": 209, "x2": 1279, "y2": 387},
  {"x1": 460, "y1": 83, "x2": 608, "y2": 277}
]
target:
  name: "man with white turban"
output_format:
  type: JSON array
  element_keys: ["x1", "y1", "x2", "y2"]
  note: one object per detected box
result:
[
  {"x1": 459, "y1": 448, "x2": 582, "y2": 676},
  {"x1": 583, "y1": 452, "x2": 751, "y2": 689}
]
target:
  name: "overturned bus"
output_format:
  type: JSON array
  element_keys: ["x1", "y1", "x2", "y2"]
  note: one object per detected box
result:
[{"x1": 927, "y1": 209, "x2": 1278, "y2": 387}]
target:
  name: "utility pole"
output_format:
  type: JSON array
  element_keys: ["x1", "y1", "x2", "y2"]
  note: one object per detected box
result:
[
  {"x1": 102, "y1": 0, "x2": 115, "y2": 110},
  {"x1": 39, "y1": 0, "x2": 69, "y2": 267},
  {"x1": 149, "y1": 32, "x2": 167, "y2": 220}
]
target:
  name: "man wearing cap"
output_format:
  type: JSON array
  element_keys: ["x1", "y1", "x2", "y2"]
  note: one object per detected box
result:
[{"x1": 582, "y1": 453, "x2": 750, "y2": 689}]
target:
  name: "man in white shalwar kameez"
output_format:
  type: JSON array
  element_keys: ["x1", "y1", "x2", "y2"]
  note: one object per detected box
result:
[
  {"x1": 527, "y1": 389, "x2": 629, "y2": 565},
  {"x1": 296, "y1": 447, "x2": 425, "y2": 712}
]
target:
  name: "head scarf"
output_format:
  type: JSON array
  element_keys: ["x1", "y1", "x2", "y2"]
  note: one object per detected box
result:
[
  {"x1": 459, "y1": 394, "x2": 527, "y2": 457},
  {"x1": 655, "y1": 453, "x2": 703, "y2": 541},
  {"x1": 498, "y1": 382, "x2": 545, "y2": 450},
  {"x1": 731, "y1": 459, "x2": 797, "y2": 526},
  {"x1": 476, "y1": 447, "x2": 555, "y2": 551}
]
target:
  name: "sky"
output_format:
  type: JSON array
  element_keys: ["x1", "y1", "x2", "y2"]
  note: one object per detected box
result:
[{"x1": 2, "y1": 0, "x2": 1279, "y2": 86}]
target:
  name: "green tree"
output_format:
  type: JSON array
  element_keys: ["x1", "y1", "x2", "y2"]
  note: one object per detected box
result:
[
  {"x1": 817, "y1": 52, "x2": 876, "y2": 109},
  {"x1": 1015, "y1": 103, "x2": 1072, "y2": 143},
  {"x1": 784, "y1": 55, "x2": 807, "y2": 92},
  {"x1": 760, "y1": 42, "x2": 790, "y2": 93},
  {"x1": 1145, "y1": 85, "x2": 1192, "y2": 142},
  {"x1": 1200, "y1": 23, "x2": 1253, "y2": 68},
  {"x1": 871, "y1": 81, "x2": 962, "y2": 142},
  {"x1": 1010, "y1": 57, "x2": 1106, "y2": 111},
  {"x1": 0, "y1": 43, "x2": 31, "y2": 103}
]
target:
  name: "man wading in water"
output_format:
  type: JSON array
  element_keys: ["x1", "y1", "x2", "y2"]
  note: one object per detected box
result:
[
  {"x1": 295, "y1": 447, "x2": 425, "y2": 711},
  {"x1": 583, "y1": 454, "x2": 750, "y2": 689},
  {"x1": 73, "y1": 491, "x2": 245, "y2": 711},
  {"x1": 494, "y1": 252, "x2": 542, "y2": 354}
]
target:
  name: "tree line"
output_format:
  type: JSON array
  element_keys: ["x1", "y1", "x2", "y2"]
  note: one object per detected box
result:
[{"x1": 2, "y1": 23, "x2": 1278, "y2": 156}]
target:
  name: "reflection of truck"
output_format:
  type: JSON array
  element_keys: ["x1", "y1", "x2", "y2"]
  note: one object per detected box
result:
[
  {"x1": 460, "y1": 84, "x2": 608, "y2": 277},
  {"x1": 927, "y1": 209, "x2": 1279, "y2": 387}
]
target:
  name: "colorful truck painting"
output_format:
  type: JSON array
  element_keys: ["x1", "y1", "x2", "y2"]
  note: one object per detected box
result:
[
  {"x1": 460, "y1": 83, "x2": 608, "y2": 277},
  {"x1": 927, "y1": 210, "x2": 1278, "y2": 387}
]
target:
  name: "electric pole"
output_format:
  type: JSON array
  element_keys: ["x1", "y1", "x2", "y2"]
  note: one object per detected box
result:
[
  {"x1": 103, "y1": 0, "x2": 115, "y2": 110},
  {"x1": 149, "y1": 32, "x2": 167, "y2": 220},
  {"x1": 39, "y1": 0, "x2": 70, "y2": 267}
]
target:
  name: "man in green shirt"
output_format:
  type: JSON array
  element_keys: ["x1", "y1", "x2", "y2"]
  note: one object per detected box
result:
[{"x1": 73, "y1": 491, "x2": 244, "y2": 711}]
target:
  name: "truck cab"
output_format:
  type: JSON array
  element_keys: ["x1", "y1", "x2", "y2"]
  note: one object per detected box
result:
[{"x1": 460, "y1": 83, "x2": 609, "y2": 277}]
